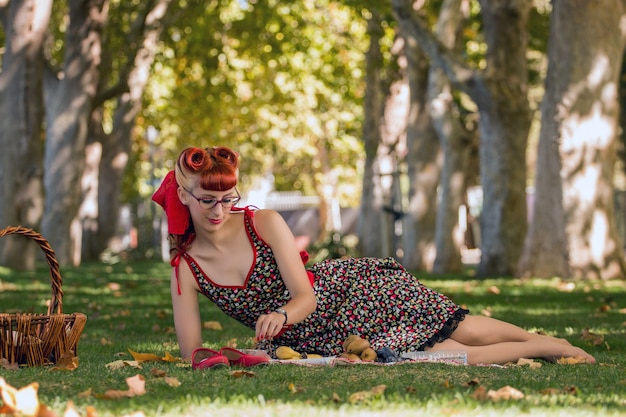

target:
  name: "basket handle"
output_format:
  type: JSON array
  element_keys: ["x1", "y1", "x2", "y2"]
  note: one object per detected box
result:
[{"x1": 0, "y1": 226, "x2": 63, "y2": 315}]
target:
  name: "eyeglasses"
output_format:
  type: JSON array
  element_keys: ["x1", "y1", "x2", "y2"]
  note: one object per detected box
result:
[{"x1": 185, "y1": 188, "x2": 241, "y2": 210}]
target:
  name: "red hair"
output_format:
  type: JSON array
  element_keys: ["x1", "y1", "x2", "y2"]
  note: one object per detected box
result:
[{"x1": 176, "y1": 146, "x2": 239, "y2": 191}]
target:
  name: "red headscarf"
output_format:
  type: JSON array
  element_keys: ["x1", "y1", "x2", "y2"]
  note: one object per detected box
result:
[{"x1": 151, "y1": 171, "x2": 190, "y2": 235}]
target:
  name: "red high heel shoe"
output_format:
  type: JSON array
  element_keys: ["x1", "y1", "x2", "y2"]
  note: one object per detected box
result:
[
  {"x1": 219, "y1": 347, "x2": 270, "y2": 367},
  {"x1": 191, "y1": 348, "x2": 230, "y2": 370}
]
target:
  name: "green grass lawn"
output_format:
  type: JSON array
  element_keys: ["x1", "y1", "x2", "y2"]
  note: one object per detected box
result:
[{"x1": 0, "y1": 259, "x2": 625, "y2": 417}]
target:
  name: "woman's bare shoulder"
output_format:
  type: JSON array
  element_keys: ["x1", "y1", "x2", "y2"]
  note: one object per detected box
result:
[{"x1": 253, "y1": 209, "x2": 292, "y2": 239}]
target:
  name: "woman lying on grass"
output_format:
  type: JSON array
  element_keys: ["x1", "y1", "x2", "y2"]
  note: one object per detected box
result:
[{"x1": 152, "y1": 145, "x2": 596, "y2": 367}]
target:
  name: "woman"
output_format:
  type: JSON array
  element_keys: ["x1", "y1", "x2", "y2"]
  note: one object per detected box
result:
[{"x1": 152, "y1": 146, "x2": 596, "y2": 366}]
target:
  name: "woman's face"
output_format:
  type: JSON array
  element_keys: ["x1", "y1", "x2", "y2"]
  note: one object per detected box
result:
[{"x1": 180, "y1": 186, "x2": 240, "y2": 230}]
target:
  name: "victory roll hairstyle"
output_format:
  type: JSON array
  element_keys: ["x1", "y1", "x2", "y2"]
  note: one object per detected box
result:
[{"x1": 175, "y1": 146, "x2": 240, "y2": 192}]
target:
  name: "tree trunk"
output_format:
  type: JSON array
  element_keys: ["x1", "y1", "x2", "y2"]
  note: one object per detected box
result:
[
  {"x1": 558, "y1": 1, "x2": 626, "y2": 279},
  {"x1": 312, "y1": 137, "x2": 335, "y2": 242},
  {"x1": 42, "y1": 0, "x2": 107, "y2": 266},
  {"x1": 82, "y1": 0, "x2": 171, "y2": 260},
  {"x1": 392, "y1": 0, "x2": 532, "y2": 277},
  {"x1": 430, "y1": 0, "x2": 472, "y2": 274},
  {"x1": 379, "y1": 38, "x2": 410, "y2": 260},
  {"x1": 401, "y1": 35, "x2": 441, "y2": 270},
  {"x1": 0, "y1": 0, "x2": 51, "y2": 270},
  {"x1": 517, "y1": 1, "x2": 571, "y2": 278},
  {"x1": 358, "y1": 12, "x2": 386, "y2": 257},
  {"x1": 472, "y1": 0, "x2": 532, "y2": 277}
]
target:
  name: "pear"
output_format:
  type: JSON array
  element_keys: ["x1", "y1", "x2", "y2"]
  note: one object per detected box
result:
[
  {"x1": 342, "y1": 334, "x2": 361, "y2": 351},
  {"x1": 360, "y1": 347, "x2": 377, "y2": 362},
  {"x1": 275, "y1": 346, "x2": 302, "y2": 360},
  {"x1": 346, "y1": 338, "x2": 371, "y2": 355}
]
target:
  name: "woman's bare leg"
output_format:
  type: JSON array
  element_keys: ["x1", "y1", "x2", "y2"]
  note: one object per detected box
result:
[
  {"x1": 451, "y1": 315, "x2": 572, "y2": 346},
  {"x1": 424, "y1": 315, "x2": 596, "y2": 365},
  {"x1": 427, "y1": 337, "x2": 595, "y2": 365}
]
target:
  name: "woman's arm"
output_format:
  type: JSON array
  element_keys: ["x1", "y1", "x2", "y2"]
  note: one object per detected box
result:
[
  {"x1": 253, "y1": 209, "x2": 318, "y2": 340},
  {"x1": 170, "y1": 264, "x2": 202, "y2": 359}
]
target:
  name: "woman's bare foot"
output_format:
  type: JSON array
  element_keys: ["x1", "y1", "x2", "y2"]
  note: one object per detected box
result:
[{"x1": 544, "y1": 345, "x2": 596, "y2": 364}]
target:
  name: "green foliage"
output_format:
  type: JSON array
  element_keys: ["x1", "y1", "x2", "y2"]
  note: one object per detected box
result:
[
  {"x1": 307, "y1": 231, "x2": 359, "y2": 263},
  {"x1": 0, "y1": 261, "x2": 624, "y2": 416},
  {"x1": 140, "y1": 0, "x2": 370, "y2": 206}
]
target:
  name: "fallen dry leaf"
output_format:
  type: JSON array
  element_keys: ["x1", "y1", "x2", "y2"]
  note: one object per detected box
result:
[
  {"x1": 563, "y1": 385, "x2": 579, "y2": 395},
  {"x1": 37, "y1": 403, "x2": 57, "y2": 417},
  {"x1": 150, "y1": 368, "x2": 167, "y2": 377},
  {"x1": 557, "y1": 356, "x2": 588, "y2": 365},
  {"x1": 288, "y1": 383, "x2": 304, "y2": 393},
  {"x1": 63, "y1": 400, "x2": 81, "y2": 417},
  {"x1": 348, "y1": 390, "x2": 372, "y2": 403},
  {"x1": 540, "y1": 387, "x2": 561, "y2": 395},
  {"x1": 52, "y1": 353, "x2": 79, "y2": 371},
  {"x1": 106, "y1": 360, "x2": 142, "y2": 370},
  {"x1": 98, "y1": 374, "x2": 146, "y2": 400},
  {"x1": 370, "y1": 385, "x2": 386, "y2": 395},
  {"x1": 487, "y1": 285, "x2": 501, "y2": 295},
  {"x1": 230, "y1": 370, "x2": 256, "y2": 378},
  {"x1": 84, "y1": 405, "x2": 98, "y2": 417},
  {"x1": 557, "y1": 281, "x2": 575, "y2": 292},
  {"x1": 126, "y1": 374, "x2": 146, "y2": 395},
  {"x1": 164, "y1": 377, "x2": 181, "y2": 388},
  {"x1": 516, "y1": 358, "x2": 542, "y2": 369},
  {"x1": 203, "y1": 321, "x2": 223, "y2": 330},
  {"x1": 463, "y1": 378, "x2": 481, "y2": 387},
  {"x1": 225, "y1": 338, "x2": 238, "y2": 348},
  {"x1": 128, "y1": 349, "x2": 161, "y2": 362},
  {"x1": 0, "y1": 377, "x2": 40, "y2": 417},
  {"x1": 77, "y1": 388, "x2": 92, "y2": 398},
  {"x1": 348, "y1": 385, "x2": 386, "y2": 404},
  {"x1": 127, "y1": 349, "x2": 181, "y2": 364},
  {"x1": 487, "y1": 385, "x2": 525, "y2": 401},
  {"x1": 162, "y1": 351, "x2": 181, "y2": 363},
  {"x1": 471, "y1": 386, "x2": 488, "y2": 401},
  {"x1": 580, "y1": 329, "x2": 604, "y2": 346},
  {"x1": 472, "y1": 385, "x2": 524, "y2": 402},
  {"x1": 0, "y1": 358, "x2": 19, "y2": 371}
]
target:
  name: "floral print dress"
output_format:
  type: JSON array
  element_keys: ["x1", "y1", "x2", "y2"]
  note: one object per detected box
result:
[{"x1": 178, "y1": 207, "x2": 468, "y2": 357}]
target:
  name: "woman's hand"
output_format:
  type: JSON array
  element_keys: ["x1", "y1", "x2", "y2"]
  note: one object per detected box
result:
[{"x1": 255, "y1": 311, "x2": 287, "y2": 341}]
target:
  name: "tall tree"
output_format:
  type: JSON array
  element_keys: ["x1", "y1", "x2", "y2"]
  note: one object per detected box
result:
[
  {"x1": 428, "y1": 0, "x2": 475, "y2": 274},
  {"x1": 0, "y1": 0, "x2": 51, "y2": 269},
  {"x1": 393, "y1": 0, "x2": 532, "y2": 276},
  {"x1": 401, "y1": 29, "x2": 441, "y2": 270},
  {"x1": 81, "y1": 0, "x2": 171, "y2": 260},
  {"x1": 42, "y1": 0, "x2": 107, "y2": 266},
  {"x1": 520, "y1": 0, "x2": 626, "y2": 279},
  {"x1": 358, "y1": 10, "x2": 386, "y2": 257}
]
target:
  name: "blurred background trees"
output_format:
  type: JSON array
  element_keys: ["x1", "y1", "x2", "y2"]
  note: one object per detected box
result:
[{"x1": 1, "y1": 0, "x2": 625, "y2": 280}]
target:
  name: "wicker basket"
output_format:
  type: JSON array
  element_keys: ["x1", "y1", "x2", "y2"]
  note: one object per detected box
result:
[{"x1": 0, "y1": 226, "x2": 87, "y2": 366}]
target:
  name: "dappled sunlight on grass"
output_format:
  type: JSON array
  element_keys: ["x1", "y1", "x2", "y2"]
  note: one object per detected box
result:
[{"x1": 0, "y1": 260, "x2": 624, "y2": 417}]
